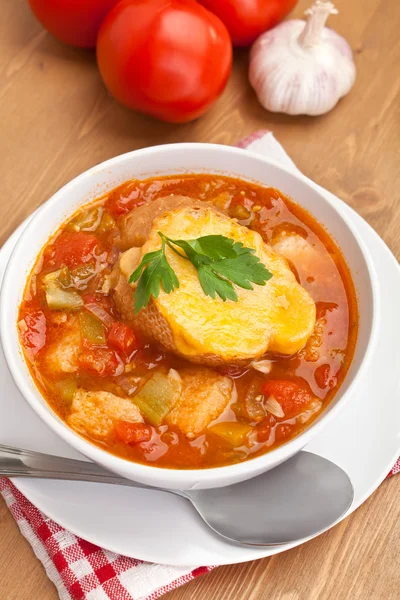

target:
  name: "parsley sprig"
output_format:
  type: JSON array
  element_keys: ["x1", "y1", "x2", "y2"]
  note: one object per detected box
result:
[{"x1": 129, "y1": 232, "x2": 273, "y2": 313}]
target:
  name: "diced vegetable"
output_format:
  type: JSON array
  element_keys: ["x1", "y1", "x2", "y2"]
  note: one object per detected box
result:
[
  {"x1": 79, "y1": 311, "x2": 106, "y2": 345},
  {"x1": 106, "y1": 182, "x2": 144, "y2": 217},
  {"x1": 314, "y1": 363, "x2": 331, "y2": 389},
  {"x1": 79, "y1": 347, "x2": 123, "y2": 377},
  {"x1": 209, "y1": 422, "x2": 252, "y2": 446},
  {"x1": 51, "y1": 232, "x2": 100, "y2": 269},
  {"x1": 98, "y1": 211, "x2": 116, "y2": 233},
  {"x1": 55, "y1": 378, "x2": 77, "y2": 404},
  {"x1": 71, "y1": 264, "x2": 96, "y2": 290},
  {"x1": 84, "y1": 302, "x2": 114, "y2": 328},
  {"x1": 264, "y1": 397, "x2": 285, "y2": 418},
  {"x1": 230, "y1": 204, "x2": 250, "y2": 220},
  {"x1": 68, "y1": 207, "x2": 104, "y2": 232},
  {"x1": 116, "y1": 374, "x2": 141, "y2": 396},
  {"x1": 108, "y1": 322, "x2": 137, "y2": 354},
  {"x1": 212, "y1": 191, "x2": 231, "y2": 210},
  {"x1": 18, "y1": 311, "x2": 46, "y2": 356},
  {"x1": 115, "y1": 421, "x2": 152, "y2": 444},
  {"x1": 44, "y1": 270, "x2": 83, "y2": 311},
  {"x1": 250, "y1": 359, "x2": 272, "y2": 374},
  {"x1": 244, "y1": 381, "x2": 265, "y2": 422},
  {"x1": 132, "y1": 370, "x2": 182, "y2": 426},
  {"x1": 261, "y1": 380, "x2": 313, "y2": 419}
]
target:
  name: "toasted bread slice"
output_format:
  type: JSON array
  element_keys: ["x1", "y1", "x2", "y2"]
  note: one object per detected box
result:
[{"x1": 113, "y1": 206, "x2": 316, "y2": 365}]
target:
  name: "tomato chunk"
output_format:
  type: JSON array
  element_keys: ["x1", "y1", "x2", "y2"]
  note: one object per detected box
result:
[
  {"x1": 106, "y1": 183, "x2": 145, "y2": 217},
  {"x1": 108, "y1": 322, "x2": 137, "y2": 354},
  {"x1": 261, "y1": 380, "x2": 313, "y2": 419},
  {"x1": 115, "y1": 421, "x2": 152, "y2": 445},
  {"x1": 50, "y1": 232, "x2": 101, "y2": 269},
  {"x1": 19, "y1": 311, "x2": 46, "y2": 356},
  {"x1": 79, "y1": 347, "x2": 123, "y2": 377},
  {"x1": 314, "y1": 364, "x2": 331, "y2": 389}
]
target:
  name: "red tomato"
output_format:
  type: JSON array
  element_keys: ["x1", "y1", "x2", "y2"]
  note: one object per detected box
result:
[
  {"x1": 97, "y1": 0, "x2": 232, "y2": 123},
  {"x1": 106, "y1": 183, "x2": 146, "y2": 217},
  {"x1": 19, "y1": 311, "x2": 46, "y2": 356},
  {"x1": 79, "y1": 347, "x2": 123, "y2": 377},
  {"x1": 115, "y1": 421, "x2": 152, "y2": 444},
  {"x1": 50, "y1": 232, "x2": 100, "y2": 269},
  {"x1": 27, "y1": 0, "x2": 121, "y2": 48},
  {"x1": 198, "y1": 0, "x2": 298, "y2": 46},
  {"x1": 108, "y1": 323, "x2": 137, "y2": 354},
  {"x1": 262, "y1": 380, "x2": 312, "y2": 419}
]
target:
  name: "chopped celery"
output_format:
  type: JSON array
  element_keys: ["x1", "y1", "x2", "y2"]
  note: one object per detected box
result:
[
  {"x1": 44, "y1": 267, "x2": 71, "y2": 287},
  {"x1": 55, "y1": 379, "x2": 77, "y2": 404},
  {"x1": 68, "y1": 207, "x2": 103, "y2": 232},
  {"x1": 133, "y1": 371, "x2": 182, "y2": 426},
  {"x1": 209, "y1": 422, "x2": 252, "y2": 446},
  {"x1": 44, "y1": 270, "x2": 83, "y2": 310},
  {"x1": 98, "y1": 211, "x2": 116, "y2": 233},
  {"x1": 79, "y1": 310, "x2": 106, "y2": 345}
]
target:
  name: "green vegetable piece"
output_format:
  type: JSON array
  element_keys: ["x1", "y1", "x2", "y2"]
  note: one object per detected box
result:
[
  {"x1": 132, "y1": 371, "x2": 182, "y2": 426},
  {"x1": 43, "y1": 269, "x2": 83, "y2": 311},
  {"x1": 71, "y1": 264, "x2": 96, "y2": 290},
  {"x1": 98, "y1": 211, "x2": 116, "y2": 233},
  {"x1": 68, "y1": 207, "x2": 104, "y2": 232},
  {"x1": 209, "y1": 422, "x2": 253, "y2": 446},
  {"x1": 79, "y1": 310, "x2": 106, "y2": 345},
  {"x1": 55, "y1": 379, "x2": 77, "y2": 405}
]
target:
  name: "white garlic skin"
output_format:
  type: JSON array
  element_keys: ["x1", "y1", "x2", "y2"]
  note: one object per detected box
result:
[{"x1": 249, "y1": 19, "x2": 356, "y2": 116}]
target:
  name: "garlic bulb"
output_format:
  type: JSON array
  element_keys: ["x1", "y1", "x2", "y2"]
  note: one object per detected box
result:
[{"x1": 249, "y1": 1, "x2": 356, "y2": 116}]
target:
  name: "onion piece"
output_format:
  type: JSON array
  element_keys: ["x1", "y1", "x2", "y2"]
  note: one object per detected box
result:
[
  {"x1": 250, "y1": 359, "x2": 272, "y2": 374},
  {"x1": 84, "y1": 303, "x2": 114, "y2": 328},
  {"x1": 116, "y1": 375, "x2": 141, "y2": 396},
  {"x1": 264, "y1": 396, "x2": 285, "y2": 418},
  {"x1": 107, "y1": 245, "x2": 120, "y2": 267}
]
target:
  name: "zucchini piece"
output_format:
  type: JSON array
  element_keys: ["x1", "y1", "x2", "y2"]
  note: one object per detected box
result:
[
  {"x1": 78, "y1": 311, "x2": 106, "y2": 345},
  {"x1": 68, "y1": 207, "x2": 103, "y2": 232},
  {"x1": 44, "y1": 272, "x2": 83, "y2": 311},
  {"x1": 133, "y1": 370, "x2": 182, "y2": 426},
  {"x1": 55, "y1": 379, "x2": 77, "y2": 404}
]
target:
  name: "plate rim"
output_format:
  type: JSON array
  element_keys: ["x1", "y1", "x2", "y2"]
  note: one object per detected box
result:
[{"x1": 1, "y1": 185, "x2": 399, "y2": 566}]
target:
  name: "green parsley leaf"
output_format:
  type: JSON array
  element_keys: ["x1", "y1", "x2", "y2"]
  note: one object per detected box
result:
[
  {"x1": 211, "y1": 254, "x2": 273, "y2": 290},
  {"x1": 130, "y1": 241, "x2": 179, "y2": 313},
  {"x1": 129, "y1": 231, "x2": 273, "y2": 312},
  {"x1": 197, "y1": 265, "x2": 238, "y2": 302}
]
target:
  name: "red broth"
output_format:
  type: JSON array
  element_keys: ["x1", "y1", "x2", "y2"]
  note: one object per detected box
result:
[{"x1": 18, "y1": 175, "x2": 358, "y2": 469}]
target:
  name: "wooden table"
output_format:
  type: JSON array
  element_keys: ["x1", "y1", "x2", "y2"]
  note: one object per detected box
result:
[{"x1": 1, "y1": 0, "x2": 399, "y2": 598}]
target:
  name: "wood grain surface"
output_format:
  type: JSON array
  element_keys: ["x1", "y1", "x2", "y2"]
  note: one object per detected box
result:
[{"x1": 0, "y1": 0, "x2": 399, "y2": 599}]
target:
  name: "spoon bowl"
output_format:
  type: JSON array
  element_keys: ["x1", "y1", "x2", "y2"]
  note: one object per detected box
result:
[{"x1": 0, "y1": 445, "x2": 353, "y2": 547}]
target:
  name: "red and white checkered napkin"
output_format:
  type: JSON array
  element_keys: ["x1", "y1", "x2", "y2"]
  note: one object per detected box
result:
[{"x1": 1, "y1": 131, "x2": 399, "y2": 600}]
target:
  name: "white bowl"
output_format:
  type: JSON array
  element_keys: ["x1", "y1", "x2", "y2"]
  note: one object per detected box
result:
[{"x1": 0, "y1": 143, "x2": 379, "y2": 490}]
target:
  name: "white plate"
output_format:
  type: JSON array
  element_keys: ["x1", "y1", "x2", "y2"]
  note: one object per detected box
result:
[{"x1": 0, "y1": 198, "x2": 399, "y2": 567}]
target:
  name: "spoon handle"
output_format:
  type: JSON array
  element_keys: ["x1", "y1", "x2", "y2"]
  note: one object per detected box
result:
[{"x1": 0, "y1": 443, "x2": 154, "y2": 489}]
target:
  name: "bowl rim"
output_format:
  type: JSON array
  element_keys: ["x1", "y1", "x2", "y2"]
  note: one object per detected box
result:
[{"x1": 0, "y1": 142, "x2": 381, "y2": 486}]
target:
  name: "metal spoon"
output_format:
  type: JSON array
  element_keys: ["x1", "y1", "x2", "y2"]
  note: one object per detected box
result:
[{"x1": 0, "y1": 444, "x2": 353, "y2": 546}]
